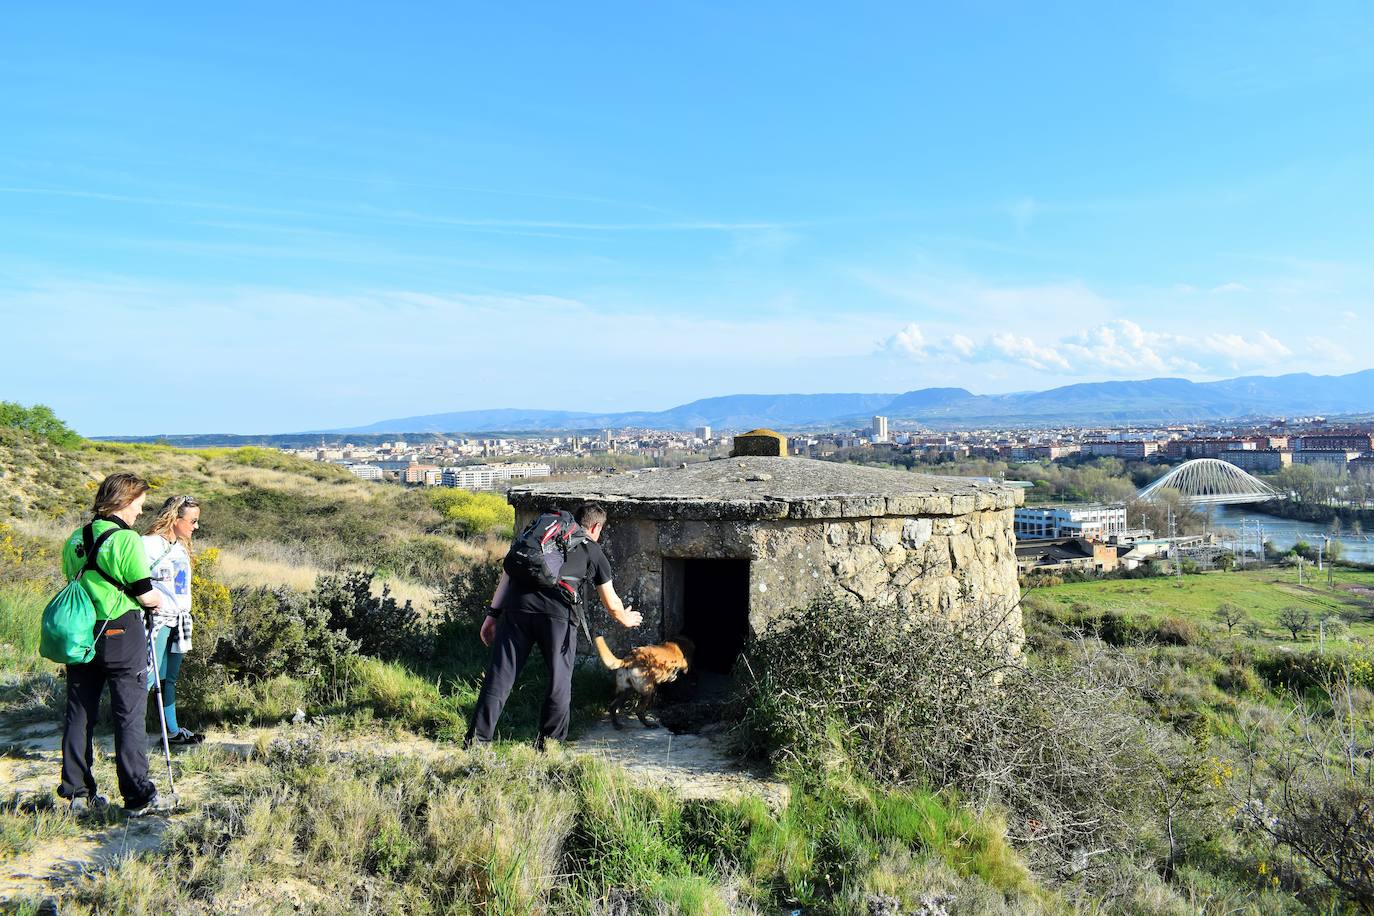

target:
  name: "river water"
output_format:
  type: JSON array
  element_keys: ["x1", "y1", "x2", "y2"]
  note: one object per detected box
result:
[{"x1": 1209, "y1": 504, "x2": 1374, "y2": 565}]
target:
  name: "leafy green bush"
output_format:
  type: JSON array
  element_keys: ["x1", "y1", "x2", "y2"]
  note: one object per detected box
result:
[
  {"x1": 1215, "y1": 663, "x2": 1263, "y2": 697},
  {"x1": 212, "y1": 585, "x2": 356, "y2": 681},
  {"x1": 1253, "y1": 646, "x2": 1374, "y2": 693},
  {"x1": 0, "y1": 402, "x2": 81, "y2": 447},
  {"x1": 429, "y1": 488, "x2": 514, "y2": 537},
  {"x1": 312, "y1": 570, "x2": 429, "y2": 662},
  {"x1": 434, "y1": 557, "x2": 503, "y2": 637}
]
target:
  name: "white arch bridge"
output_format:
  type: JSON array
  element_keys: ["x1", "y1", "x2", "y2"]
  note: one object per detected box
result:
[{"x1": 1137, "y1": 458, "x2": 1279, "y2": 506}]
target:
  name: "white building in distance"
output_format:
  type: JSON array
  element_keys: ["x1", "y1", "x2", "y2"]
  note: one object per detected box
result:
[
  {"x1": 1014, "y1": 504, "x2": 1128, "y2": 540},
  {"x1": 872, "y1": 415, "x2": 889, "y2": 443},
  {"x1": 441, "y1": 462, "x2": 552, "y2": 491},
  {"x1": 347, "y1": 463, "x2": 384, "y2": 481}
]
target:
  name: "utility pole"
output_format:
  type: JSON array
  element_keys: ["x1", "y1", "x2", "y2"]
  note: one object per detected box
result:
[{"x1": 1169, "y1": 507, "x2": 1182, "y2": 586}]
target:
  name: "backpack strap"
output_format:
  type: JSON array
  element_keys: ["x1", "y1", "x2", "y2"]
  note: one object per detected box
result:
[
  {"x1": 147, "y1": 539, "x2": 176, "y2": 576},
  {"x1": 78, "y1": 524, "x2": 140, "y2": 598}
]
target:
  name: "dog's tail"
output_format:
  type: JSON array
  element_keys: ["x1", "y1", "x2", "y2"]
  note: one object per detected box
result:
[{"x1": 593, "y1": 636, "x2": 624, "y2": 670}]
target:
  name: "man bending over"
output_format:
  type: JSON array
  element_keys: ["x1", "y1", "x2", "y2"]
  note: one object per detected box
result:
[{"x1": 465, "y1": 502, "x2": 642, "y2": 749}]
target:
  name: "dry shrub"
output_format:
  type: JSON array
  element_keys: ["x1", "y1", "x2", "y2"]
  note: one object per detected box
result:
[
  {"x1": 1238, "y1": 677, "x2": 1374, "y2": 910},
  {"x1": 740, "y1": 593, "x2": 1177, "y2": 874}
]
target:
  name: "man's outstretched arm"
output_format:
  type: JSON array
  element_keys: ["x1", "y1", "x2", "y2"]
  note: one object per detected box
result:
[{"x1": 596, "y1": 581, "x2": 642, "y2": 628}]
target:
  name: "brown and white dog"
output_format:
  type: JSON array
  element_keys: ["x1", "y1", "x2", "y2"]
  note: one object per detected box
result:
[{"x1": 594, "y1": 635, "x2": 694, "y2": 729}]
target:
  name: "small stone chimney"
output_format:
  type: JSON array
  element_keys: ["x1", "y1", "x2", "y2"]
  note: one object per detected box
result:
[{"x1": 730, "y1": 428, "x2": 788, "y2": 457}]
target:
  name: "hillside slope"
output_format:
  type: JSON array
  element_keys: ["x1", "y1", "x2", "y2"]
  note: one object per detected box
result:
[{"x1": 0, "y1": 428, "x2": 485, "y2": 591}]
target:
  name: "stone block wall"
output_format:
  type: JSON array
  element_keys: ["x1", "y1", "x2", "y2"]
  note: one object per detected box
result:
[{"x1": 513, "y1": 504, "x2": 1022, "y2": 658}]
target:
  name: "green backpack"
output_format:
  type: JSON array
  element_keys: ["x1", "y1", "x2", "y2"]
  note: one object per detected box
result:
[{"x1": 39, "y1": 525, "x2": 122, "y2": 665}]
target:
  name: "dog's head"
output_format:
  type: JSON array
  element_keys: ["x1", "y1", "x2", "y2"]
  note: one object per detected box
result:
[{"x1": 665, "y1": 636, "x2": 695, "y2": 670}]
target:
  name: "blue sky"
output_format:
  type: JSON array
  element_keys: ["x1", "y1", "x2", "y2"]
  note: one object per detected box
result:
[{"x1": 2, "y1": 2, "x2": 1373, "y2": 435}]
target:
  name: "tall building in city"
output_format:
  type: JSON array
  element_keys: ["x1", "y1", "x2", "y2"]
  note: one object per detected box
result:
[
  {"x1": 872, "y1": 415, "x2": 889, "y2": 443},
  {"x1": 694, "y1": 425, "x2": 712, "y2": 441}
]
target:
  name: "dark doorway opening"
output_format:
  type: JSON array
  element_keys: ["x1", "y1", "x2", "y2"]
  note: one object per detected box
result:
[{"x1": 679, "y1": 559, "x2": 751, "y2": 675}]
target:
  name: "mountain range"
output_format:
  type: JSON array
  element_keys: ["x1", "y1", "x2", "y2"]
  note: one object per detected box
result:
[{"x1": 332, "y1": 369, "x2": 1374, "y2": 434}]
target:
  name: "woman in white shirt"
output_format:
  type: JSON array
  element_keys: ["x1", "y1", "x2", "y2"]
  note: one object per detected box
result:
[{"x1": 143, "y1": 495, "x2": 203, "y2": 745}]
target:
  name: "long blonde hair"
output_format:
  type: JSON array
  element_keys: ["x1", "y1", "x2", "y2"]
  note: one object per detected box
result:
[{"x1": 145, "y1": 494, "x2": 199, "y2": 553}]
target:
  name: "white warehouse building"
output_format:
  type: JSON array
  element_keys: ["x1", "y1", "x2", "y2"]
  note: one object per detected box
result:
[{"x1": 1014, "y1": 504, "x2": 1128, "y2": 540}]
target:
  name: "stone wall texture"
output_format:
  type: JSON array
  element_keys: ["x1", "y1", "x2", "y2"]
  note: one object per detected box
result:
[{"x1": 511, "y1": 503, "x2": 1022, "y2": 658}]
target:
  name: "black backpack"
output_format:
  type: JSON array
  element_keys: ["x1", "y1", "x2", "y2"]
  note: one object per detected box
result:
[{"x1": 503, "y1": 510, "x2": 590, "y2": 607}]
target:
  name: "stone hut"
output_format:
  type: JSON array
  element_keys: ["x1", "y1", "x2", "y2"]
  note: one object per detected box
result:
[{"x1": 507, "y1": 455, "x2": 1023, "y2": 674}]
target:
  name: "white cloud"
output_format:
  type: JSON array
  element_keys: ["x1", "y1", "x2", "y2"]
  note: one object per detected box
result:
[
  {"x1": 1210, "y1": 282, "x2": 1251, "y2": 294},
  {"x1": 880, "y1": 318, "x2": 1297, "y2": 377},
  {"x1": 1197, "y1": 331, "x2": 1291, "y2": 365},
  {"x1": 1305, "y1": 337, "x2": 1354, "y2": 363},
  {"x1": 947, "y1": 333, "x2": 976, "y2": 357},
  {"x1": 987, "y1": 332, "x2": 1072, "y2": 372},
  {"x1": 881, "y1": 322, "x2": 928, "y2": 357}
]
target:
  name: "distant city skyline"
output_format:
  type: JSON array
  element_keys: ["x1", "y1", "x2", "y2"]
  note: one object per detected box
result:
[{"x1": 3, "y1": 3, "x2": 1373, "y2": 435}]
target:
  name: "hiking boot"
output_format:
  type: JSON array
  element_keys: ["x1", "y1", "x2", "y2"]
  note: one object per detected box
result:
[
  {"x1": 126, "y1": 792, "x2": 176, "y2": 817},
  {"x1": 168, "y1": 728, "x2": 204, "y2": 746},
  {"x1": 68, "y1": 794, "x2": 108, "y2": 816}
]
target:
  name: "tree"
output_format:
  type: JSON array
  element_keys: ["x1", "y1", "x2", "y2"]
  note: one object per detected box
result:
[
  {"x1": 1213, "y1": 602, "x2": 1248, "y2": 637},
  {"x1": 1277, "y1": 606, "x2": 1314, "y2": 641},
  {"x1": 0, "y1": 401, "x2": 81, "y2": 447}
]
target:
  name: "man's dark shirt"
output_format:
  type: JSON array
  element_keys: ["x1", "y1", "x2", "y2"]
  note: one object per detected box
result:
[{"x1": 502, "y1": 539, "x2": 613, "y2": 619}]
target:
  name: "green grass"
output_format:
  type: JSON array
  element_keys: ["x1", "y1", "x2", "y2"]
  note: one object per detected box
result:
[
  {"x1": 182, "y1": 648, "x2": 612, "y2": 745},
  {"x1": 1026, "y1": 567, "x2": 1374, "y2": 642},
  {"x1": 56, "y1": 743, "x2": 1052, "y2": 915},
  {"x1": 0, "y1": 798, "x2": 83, "y2": 861},
  {"x1": 0, "y1": 583, "x2": 54, "y2": 679}
]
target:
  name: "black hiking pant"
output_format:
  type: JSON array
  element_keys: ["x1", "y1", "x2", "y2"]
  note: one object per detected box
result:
[
  {"x1": 59, "y1": 608, "x2": 157, "y2": 807},
  {"x1": 466, "y1": 610, "x2": 577, "y2": 748}
]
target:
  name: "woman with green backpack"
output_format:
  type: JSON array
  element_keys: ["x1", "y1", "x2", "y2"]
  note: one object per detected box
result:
[{"x1": 55, "y1": 473, "x2": 173, "y2": 816}]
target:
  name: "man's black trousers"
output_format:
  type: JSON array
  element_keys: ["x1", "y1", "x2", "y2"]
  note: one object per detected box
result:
[
  {"x1": 59, "y1": 608, "x2": 157, "y2": 807},
  {"x1": 466, "y1": 610, "x2": 577, "y2": 747}
]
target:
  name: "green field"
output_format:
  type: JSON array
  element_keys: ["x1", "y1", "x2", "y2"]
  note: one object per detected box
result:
[{"x1": 1025, "y1": 566, "x2": 1374, "y2": 641}]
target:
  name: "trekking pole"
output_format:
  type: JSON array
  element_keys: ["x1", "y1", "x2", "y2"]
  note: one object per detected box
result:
[{"x1": 146, "y1": 615, "x2": 177, "y2": 802}]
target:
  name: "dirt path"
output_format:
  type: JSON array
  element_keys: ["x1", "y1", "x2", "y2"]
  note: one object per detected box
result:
[
  {"x1": 577, "y1": 721, "x2": 790, "y2": 808},
  {"x1": 1, "y1": 715, "x2": 782, "y2": 905},
  {"x1": 1, "y1": 722, "x2": 194, "y2": 904}
]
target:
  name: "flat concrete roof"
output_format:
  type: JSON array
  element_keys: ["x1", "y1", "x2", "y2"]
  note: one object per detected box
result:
[{"x1": 508, "y1": 456, "x2": 1021, "y2": 521}]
